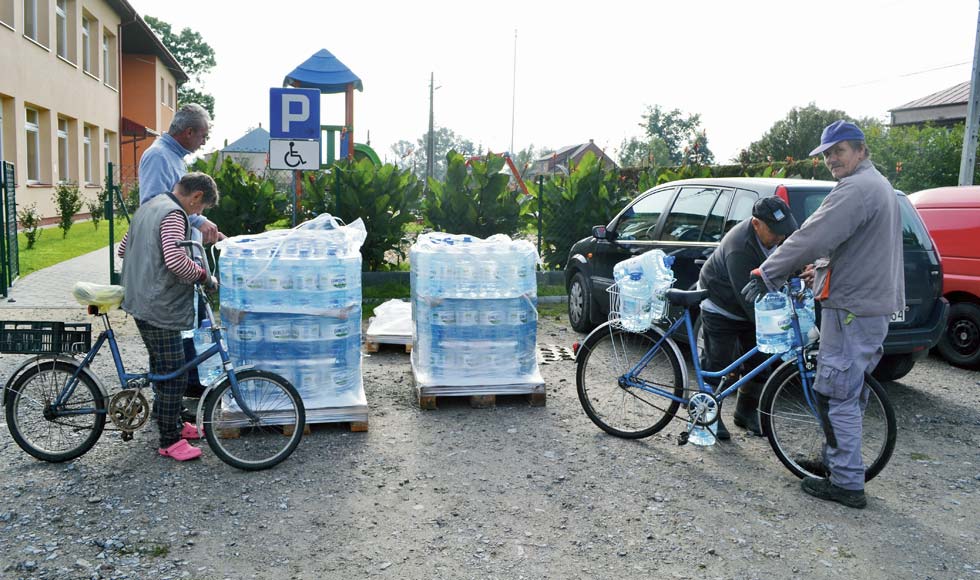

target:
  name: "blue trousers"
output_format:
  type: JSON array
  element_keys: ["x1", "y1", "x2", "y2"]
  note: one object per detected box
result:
[{"x1": 814, "y1": 308, "x2": 888, "y2": 490}]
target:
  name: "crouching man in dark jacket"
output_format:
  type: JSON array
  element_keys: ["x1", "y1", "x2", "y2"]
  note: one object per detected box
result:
[{"x1": 698, "y1": 196, "x2": 798, "y2": 439}]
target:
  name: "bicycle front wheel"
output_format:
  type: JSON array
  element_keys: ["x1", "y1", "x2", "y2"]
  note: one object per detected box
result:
[
  {"x1": 5, "y1": 360, "x2": 106, "y2": 462},
  {"x1": 576, "y1": 325, "x2": 684, "y2": 438},
  {"x1": 202, "y1": 370, "x2": 305, "y2": 471},
  {"x1": 760, "y1": 362, "x2": 896, "y2": 481}
]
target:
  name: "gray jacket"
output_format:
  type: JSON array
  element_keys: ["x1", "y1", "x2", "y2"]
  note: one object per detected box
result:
[
  {"x1": 120, "y1": 193, "x2": 196, "y2": 330},
  {"x1": 760, "y1": 159, "x2": 905, "y2": 316}
]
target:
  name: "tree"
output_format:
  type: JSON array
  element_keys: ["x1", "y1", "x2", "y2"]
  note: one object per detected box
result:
[
  {"x1": 742, "y1": 103, "x2": 854, "y2": 163},
  {"x1": 620, "y1": 105, "x2": 713, "y2": 167},
  {"x1": 144, "y1": 16, "x2": 217, "y2": 119},
  {"x1": 392, "y1": 127, "x2": 479, "y2": 181}
]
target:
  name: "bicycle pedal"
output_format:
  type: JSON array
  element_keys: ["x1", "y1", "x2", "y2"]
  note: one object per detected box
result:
[
  {"x1": 120, "y1": 431, "x2": 134, "y2": 442},
  {"x1": 677, "y1": 431, "x2": 689, "y2": 446}
]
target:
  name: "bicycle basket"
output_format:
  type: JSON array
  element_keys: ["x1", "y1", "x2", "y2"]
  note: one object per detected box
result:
[
  {"x1": 0, "y1": 321, "x2": 92, "y2": 354},
  {"x1": 607, "y1": 283, "x2": 655, "y2": 332}
]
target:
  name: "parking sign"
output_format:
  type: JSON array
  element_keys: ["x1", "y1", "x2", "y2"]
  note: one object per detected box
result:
[{"x1": 269, "y1": 88, "x2": 321, "y2": 140}]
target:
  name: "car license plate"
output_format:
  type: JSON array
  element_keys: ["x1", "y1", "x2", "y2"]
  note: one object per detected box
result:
[{"x1": 890, "y1": 308, "x2": 906, "y2": 324}]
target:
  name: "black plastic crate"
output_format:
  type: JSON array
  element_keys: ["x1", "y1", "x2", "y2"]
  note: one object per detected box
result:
[{"x1": 0, "y1": 321, "x2": 92, "y2": 354}]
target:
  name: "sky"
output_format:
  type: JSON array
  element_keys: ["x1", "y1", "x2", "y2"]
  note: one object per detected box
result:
[{"x1": 128, "y1": 0, "x2": 978, "y2": 165}]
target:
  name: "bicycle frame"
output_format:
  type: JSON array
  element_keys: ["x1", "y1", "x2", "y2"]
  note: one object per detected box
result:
[{"x1": 618, "y1": 285, "x2": 817, "y2": 412}]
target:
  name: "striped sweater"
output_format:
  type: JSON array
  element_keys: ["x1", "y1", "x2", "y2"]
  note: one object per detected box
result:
[{"x1": 118, "y1": 211, "x2": 207, "y2": 283}]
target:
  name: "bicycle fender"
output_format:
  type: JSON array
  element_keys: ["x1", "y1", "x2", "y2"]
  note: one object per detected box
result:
[
  {"x1": 3, "y1": 355, "x2": 108, "y2": 407},
  {"x1": 578, "y1": 321, "x2": 689, "y2": 390}
]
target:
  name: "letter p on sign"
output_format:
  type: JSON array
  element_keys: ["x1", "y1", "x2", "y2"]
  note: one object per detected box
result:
[{"x1": 270, "y1": 88, "x2": 321, "y2": 141}]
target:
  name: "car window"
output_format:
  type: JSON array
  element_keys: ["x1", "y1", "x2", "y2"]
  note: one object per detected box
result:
[
  {"x1": 616, "y1": 187, "x2": 674, "y2": 241},
  {"x1": 660, "y1": 187, "x2": 723, "y2": 242},
  {"x1": 725, "y1": 189, "x2": 760, "y2": 232},
  {"x1": 702, "y1": 189, "x2": 734, "y2": 242},
  {"x1": 898, "y1": 196, "x2": 933, "y2": 250}
]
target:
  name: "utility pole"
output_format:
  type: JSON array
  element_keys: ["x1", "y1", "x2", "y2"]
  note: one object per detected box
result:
[
  {"x1": 960, "y1": 2, "x2": 980, "y2": 185},
  {"x1": 426, "y1": 72, "x2": 436, "y2": 188}
]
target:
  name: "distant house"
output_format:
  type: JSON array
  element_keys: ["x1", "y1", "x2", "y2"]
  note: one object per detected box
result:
[
  {"x1": 219, "y1": 126, "x2": 270, "y2": 174},
  {"x1": 527, "y1": 139, "x2": 617, "y2": 178},
  {"x1": 890, "y1": 81, "x2": 968, "y2": 127}
]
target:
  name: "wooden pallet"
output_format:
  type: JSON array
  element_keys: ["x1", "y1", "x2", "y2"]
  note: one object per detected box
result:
[
  {"x1": 364, "y1": 339, "x2": 412, "y2": 354},
  {"x1": 418, "y1": 390, "x2": 546, "y2": 410},
  {"x1": 218, "y1": 419, "x2": 368, "y2": 439}
]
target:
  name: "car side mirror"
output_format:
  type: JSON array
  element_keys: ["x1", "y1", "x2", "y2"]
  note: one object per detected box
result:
[{"x1": 592, "y1": 225, "x2": 611, "y2": 240}]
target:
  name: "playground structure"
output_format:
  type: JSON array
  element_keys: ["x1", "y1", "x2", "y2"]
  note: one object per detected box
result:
[{"x1": 283, "y1": 49, "x2": 380, "y2": 168}]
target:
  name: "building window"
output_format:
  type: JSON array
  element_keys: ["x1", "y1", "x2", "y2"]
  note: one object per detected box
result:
[
  {"x1": 25, "y1": 107, "x2": 40, "y2": 183},
  {"x1": 23, "y1": 0, "x2": 35, "y2": 39},
  {"x1": 83, "y1": 125, "x2": 92, "y2": 183},
  {"x1": 57, "y1": 118, "x2": 69, "y2": 182},
  {"x1": 160, "y1": 77, "x2": 165, "y2": 104},
  {"x1": 167, "y1": 83, "x2": 175, "y2": 108},
  {"x1": 1, "y1": 0, "x2": 14, "y2": 29},
  {"x1": 81, "y1": 16, "x2": 91, "y2": 72},
  {"x1": 103, "y1": 132, "x2": 110, "y2": 168},
  {"x1": 102, "y1": 29, "x2": 117, "y2": 87},
  {"x1": 55, "y1": 0, "x2": 67, "y2": 57}
]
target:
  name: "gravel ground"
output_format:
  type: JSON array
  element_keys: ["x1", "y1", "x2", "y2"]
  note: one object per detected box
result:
[{"x1": 1, "y1": 305, "x2": 978, "y2": 580}]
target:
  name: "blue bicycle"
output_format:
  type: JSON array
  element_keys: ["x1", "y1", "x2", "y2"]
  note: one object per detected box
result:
[
  {"x1": 3, "y1": 241, "x2": 305, "y2": 471},
  {"x1": 576, "y1": 282, "x2": 896, "y2": 481}
]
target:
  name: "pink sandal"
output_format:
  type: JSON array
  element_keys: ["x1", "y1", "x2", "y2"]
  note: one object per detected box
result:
[
  {"x1": 158, "y1": 439, "x2": 202, "y2": 461},
  {"x1": 181, "y1": 422, "x2": 203, "y2": 440}
]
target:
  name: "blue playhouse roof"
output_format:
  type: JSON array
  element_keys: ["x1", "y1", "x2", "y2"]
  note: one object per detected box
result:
[
  {"x1": 223, "y1": 127, "x2": 270, "y2": 153},
  {"x1": 283, "y1": 49, "x2": 362, "y2": 94}
]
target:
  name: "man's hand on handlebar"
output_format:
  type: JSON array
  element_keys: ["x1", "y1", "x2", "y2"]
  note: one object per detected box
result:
[
  {"x1": 203, "y1": 274, "x2": 219, "y2": 293},
  {"x1": 741, "y1": 269, "x2": 766, "y2": 303}
]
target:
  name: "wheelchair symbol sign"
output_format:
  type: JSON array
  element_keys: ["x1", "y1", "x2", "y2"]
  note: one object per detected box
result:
[{"x1": 269, "y1": 139, "x2": 319, "y2": 170}]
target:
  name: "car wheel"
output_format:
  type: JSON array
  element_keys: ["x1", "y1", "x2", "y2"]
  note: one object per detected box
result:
[
  {"x1": 871, "y1": 353, "x2": 916, "y2": 382},
  {"x1": 568, "y1": 272, "x2": 596, "y2": 333},
  {"x1": 936, "y1": 302, "x2": 980, "y2": 369}
]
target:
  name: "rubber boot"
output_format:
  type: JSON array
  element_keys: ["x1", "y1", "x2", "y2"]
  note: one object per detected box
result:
[
  {"x1": 715, "y1": 412, "x2": 731, "y2": 441},
  {"x1": 732, "y1": 382, "x2": 763, "y2": 436}
]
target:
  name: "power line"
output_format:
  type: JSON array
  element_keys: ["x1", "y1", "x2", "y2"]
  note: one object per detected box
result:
[{"x1": 840, "y1": 60, "x2": 970, "y2": 89}]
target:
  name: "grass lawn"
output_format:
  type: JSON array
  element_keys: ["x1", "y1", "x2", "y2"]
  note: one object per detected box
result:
[{"x1": 16, "y1": 220, "x2": 129, "y2": 277}]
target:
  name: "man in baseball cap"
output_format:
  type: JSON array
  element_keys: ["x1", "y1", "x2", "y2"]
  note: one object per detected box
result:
[
  {"x1": 697, "y1": 196, "x2": 798, "y2": 440},
  {"x1": 741, "y1": 120, "x2": 904, "y2": 508}
]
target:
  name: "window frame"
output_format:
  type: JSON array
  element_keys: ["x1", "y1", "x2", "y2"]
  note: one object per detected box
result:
[
  {"x1": 23, "y1": 0, "x2": 36, "y2": 40},
  {"x1": 57, "y1": 117, "x2": 69, "y2": 183},
  {"x1": 81, "y1": 16, "x2": 91, "y2": 73},
  {"x1": 25, "y1": 107, "x2": 40, "y2": 183},
  {"x1": 82, "y1": 125, "x2": 92, "y2": 184},
  {"x1": 659, "y1": 186, "x2": 726, "y2": 243},
  {"x1": 725, "y1": 189, "x2": 761, "y2": 234},
  {"x1": 611, "y1": 186, "x2": 677, "y2": 242},
  {"x1": 55, "y1": 0, "x2": 67, "y2": 58}
]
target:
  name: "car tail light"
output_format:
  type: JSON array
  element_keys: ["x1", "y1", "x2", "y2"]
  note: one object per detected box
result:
[{"x1": 775, "y1": 185, "x2": 790, "y2": 205}]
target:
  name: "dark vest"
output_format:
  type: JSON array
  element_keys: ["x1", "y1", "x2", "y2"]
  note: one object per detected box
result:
[{"x1": 120, "y1": 193, "x2": 195, "y2": 330}]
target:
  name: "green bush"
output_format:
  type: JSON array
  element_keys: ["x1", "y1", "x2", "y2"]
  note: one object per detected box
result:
[
  {"x1": 87, "y1": 189, "x2": 108, "y2": 229},
  {"x1": 324, "y1": 159, "x2": 422, "y2": 271},
  {"x1": 191, "y1": 153, "x2": 288, "y2": 237},
  {"x1": 865, "y1": 122, "x2": 977, "y2": 193},
  {"x1": 17, "y1": 203, "x2": 42, "y2": 249},
  {"x1": 539, "y1": 152, "x2": 627, "y2": 270},
  {"x1": 424, "y1": 151, "x2": 530, "y2": 239},
  {"x1": 52, "y1": 182, "x2": 83, "y2": 238}
]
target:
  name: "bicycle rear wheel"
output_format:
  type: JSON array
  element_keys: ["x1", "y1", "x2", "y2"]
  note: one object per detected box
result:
[
  {"x1": 576, "y1": 324, "x2": 684, "y2": 438},
  {"x1": 202, "y1": 370, "x2": 305, "y2": 471},
  {"x1": 759, "y1": 362, "x2": 896, "y2": 481},
  {"x1": 5, "y1": 360, "x2": 106, "y2": 462}
]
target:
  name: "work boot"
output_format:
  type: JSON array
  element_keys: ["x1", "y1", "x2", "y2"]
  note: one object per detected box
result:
[
  {"x1": 801, "y1": 476, "x2": 867, "y2": 509},
  {"x1": 715, "y1": 413, "x2": 731, "y2": 441},
  {"x1": 797, "y1": 457, "x2": 830, "y2": 478},
  {"x1": 732, "y1": 382, "x2": 763, "y2": 436}
]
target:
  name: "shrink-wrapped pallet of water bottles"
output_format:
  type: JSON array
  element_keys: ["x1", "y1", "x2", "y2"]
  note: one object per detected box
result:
[
  {"x1": 410, "y1": 232, "x2": 545, "y2": 397},
  {"x1": 209, "y1": 214, "x2": 368, "y2": 424}
]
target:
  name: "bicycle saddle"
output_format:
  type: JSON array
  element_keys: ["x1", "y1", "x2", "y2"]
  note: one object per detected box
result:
[
  {"x1": 665, "y1": 288, "x2": 709, "y2": 307},
  {"x1": 72, "y1": 282, "x2": 125, "y2": 313}
]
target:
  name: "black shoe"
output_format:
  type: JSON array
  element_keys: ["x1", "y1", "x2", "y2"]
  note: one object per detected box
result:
[
  {"x1": 801, "y1": 476, "x2": 867, "y2": 509},
  {"x1": 733, "y1": 394, "x2": 763, "y2": 437},
  {"x1": 715, "y1": 415, "x2": 731, "y2": 441},
  {"x1": 796, "y1": 457, "x2": 830, "y2": 478}
]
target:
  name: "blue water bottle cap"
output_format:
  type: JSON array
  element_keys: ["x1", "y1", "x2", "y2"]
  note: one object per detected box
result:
[
  {"x1": 664, "y1": 255, "x2": 675, "y2": 268},
  {"x1": 629, "y1": 272, "x2": 642, "y2": 281},
  {"x1": 200, "y1": 319, "x2": 212, "y2": 329}
]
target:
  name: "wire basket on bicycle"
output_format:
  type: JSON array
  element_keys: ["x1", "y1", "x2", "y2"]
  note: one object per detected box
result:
[{"x1": 607, "y1": 251, "x2": 676, "y2": 332}]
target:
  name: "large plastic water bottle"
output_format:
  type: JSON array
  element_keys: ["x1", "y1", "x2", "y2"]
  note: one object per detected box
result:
[
  {"x1": 686, "y1": 419, "x2": 717, "y2": 446},
  {"x1": 755, "y1": 292, "x2": 793, "y2": 353},
  {"x1": 794, "y1": 286, "x2": 817, "y2": 345},
  {"x1": 642, "y1": 250, "x2": 675, "y2": 321},
  {"x1": 620, "y1": 270, "x2": 653, "y2": 332},
  {"x1": 193, "y1": 320, "x2": 224, "y2": 386}
]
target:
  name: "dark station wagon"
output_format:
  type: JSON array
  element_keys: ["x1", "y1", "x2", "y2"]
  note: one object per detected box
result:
[{"x1": 564, "y1": 177, "x2": 949, "y2": 382}]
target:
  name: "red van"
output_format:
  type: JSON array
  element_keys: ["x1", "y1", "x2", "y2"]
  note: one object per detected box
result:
[{"x1": 909, "y1": 186, "x2": 980, "y2": 368}]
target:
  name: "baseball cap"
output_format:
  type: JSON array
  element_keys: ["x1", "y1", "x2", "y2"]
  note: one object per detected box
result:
[
  {"x1": 752, "y1": 196, "x2": 798, "y2": 237},
  {"x1": 809, "y1": 120, "x2": 865, "y2": 157}
]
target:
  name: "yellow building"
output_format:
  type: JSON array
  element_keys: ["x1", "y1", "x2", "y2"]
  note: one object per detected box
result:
[{"x1": 0, "y1": 0, "x2": 187, "y2": 222}]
